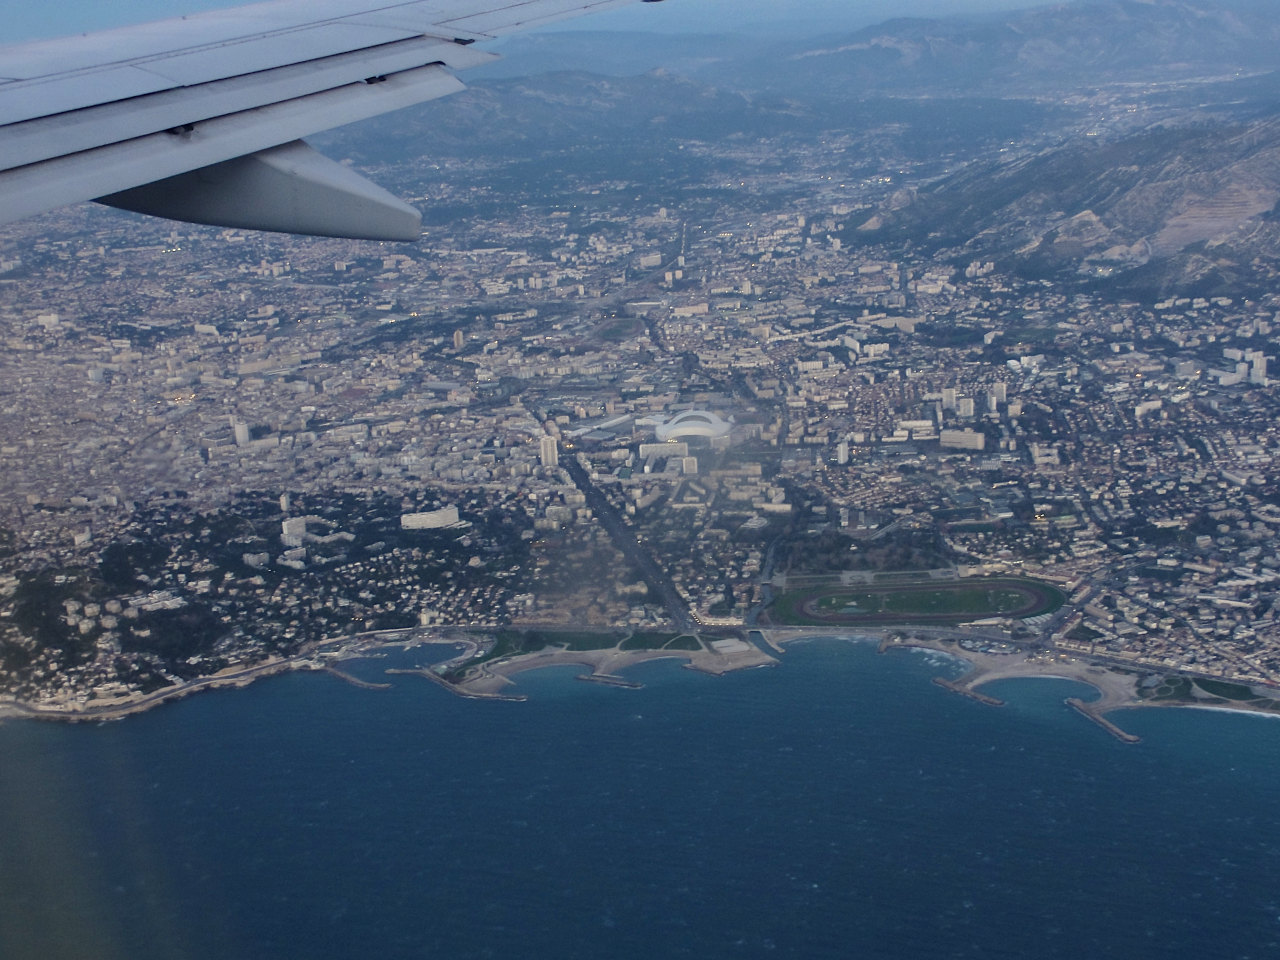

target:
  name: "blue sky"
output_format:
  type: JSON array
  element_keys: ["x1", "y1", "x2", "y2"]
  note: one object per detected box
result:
[{"x1": 8, "y1": 0, "x2": 1045, "y2": 45}]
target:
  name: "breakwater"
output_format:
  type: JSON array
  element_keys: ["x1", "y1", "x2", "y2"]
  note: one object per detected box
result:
[
  {"x1": 575, "y1": 673, "x2": 643, "y2": 689},
  {"x1": 322, "y1": 666, "x2": 392, "y2": 691},
  {"x1": 386, "y1": 668, "x2": 527, "y2": 702},
  {"x1": 1066, "y1": 697, "x2": 1141, "y2": 743},
  {"x1": 932, "y1": 676, "x2": 1005, "y2": 706}
]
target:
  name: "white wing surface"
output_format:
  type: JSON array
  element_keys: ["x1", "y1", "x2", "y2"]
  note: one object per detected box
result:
[{"x1": 0, "y1": 0, "x2": 666, "y2": 240}]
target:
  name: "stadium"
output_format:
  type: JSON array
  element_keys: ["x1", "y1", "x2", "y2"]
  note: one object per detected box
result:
[{"x1": 652, "y1": 410, "x2": 733, "y2": 443}]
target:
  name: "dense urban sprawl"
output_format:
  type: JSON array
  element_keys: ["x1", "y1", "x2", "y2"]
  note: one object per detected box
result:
[{"x1": 4, "y1": 73, "x2": 1280, "y2": 711}]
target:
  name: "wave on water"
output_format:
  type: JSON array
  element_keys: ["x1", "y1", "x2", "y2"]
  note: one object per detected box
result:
[
  {"x1": 904, "y1": 646, "x2": 970, "y2": 665},
  {"x1": 1181, "y1": 704, "x2": 1280, "y2": 721}
]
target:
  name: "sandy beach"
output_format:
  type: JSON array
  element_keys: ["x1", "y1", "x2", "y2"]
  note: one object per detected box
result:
[
  {"x1": 762, "y1": 630, "x2": 1140, "y2": 707},
  {"x1": 756, "y1": 629, "x2": 1161, "y2": 739},
  {"x1": 945, "y1": 647, "x2": 1140, "y2": 713}
]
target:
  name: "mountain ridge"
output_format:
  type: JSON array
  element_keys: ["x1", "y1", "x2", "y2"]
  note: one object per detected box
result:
[
  {"x1": 768, "y1": 0, "x2": 1280, "y2": 95},
  {"x1": 320, "y1": 0, "x2": 1280, "y2": 297}
]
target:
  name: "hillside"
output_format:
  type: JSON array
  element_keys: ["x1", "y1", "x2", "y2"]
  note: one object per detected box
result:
[
  {"x1": 316, "y1": 0, "x2": 1280, "y2": 297},
  {"x1": 767, "y1": 0, "x2": 1280, "y2": 96},
  {"x1": 851, "y1": 99, "x2": 1280, "y2": 296}
]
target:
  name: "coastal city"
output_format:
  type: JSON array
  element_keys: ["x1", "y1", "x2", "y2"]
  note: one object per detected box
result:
[
  {"x1": 13, "y1": 6, "x2": 1280, "y2": 960},
  {"x1": 4, "y1": 57, "x2": 1280, "y2": 718}
]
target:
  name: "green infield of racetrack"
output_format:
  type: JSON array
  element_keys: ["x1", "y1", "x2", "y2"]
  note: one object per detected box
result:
[{"x1": 766, "y1": 577, "x2": 1066, "y2": 626}]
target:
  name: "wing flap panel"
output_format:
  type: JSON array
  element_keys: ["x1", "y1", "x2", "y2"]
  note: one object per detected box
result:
[
  {"x1": 0, "y1": 1, "x2": 651, "y2": 125},
  {"x1": 0, "y1": 23, "x2": 420, "y2": 126},
  {"x1": 1, "y1": 40, "x2": 495, "y2": 173},
  {"x1": 0, "y1": 64, "x2": 463, "y2": 228},
  {"x1": 0, "y1": 67, "x2": 176, "y2": 127},
  {"x1": 124, "y1": 22, "x2": 420, "y2": 86},
  {"x1": 0, "y1": 0, "x2": 627, "y2": 85},
  {"x1": 0, "y1": 1, "x2": 424, "y2": 79}
]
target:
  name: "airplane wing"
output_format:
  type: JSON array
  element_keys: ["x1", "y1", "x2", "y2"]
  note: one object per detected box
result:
[{"x1": 0, "y1": 0, "x2": 667, "y2": 241}]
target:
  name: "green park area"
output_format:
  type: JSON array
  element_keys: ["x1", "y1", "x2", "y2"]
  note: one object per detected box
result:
[
  {"x1": 1137, "y1": 676, "x2": 1280, "y2": 712},
  {"x1": 484, "y1": 628, "x2": 621, "y2": 662},
  {"x1": 767, "y1": 577, "x2": 1066, "y2": 627}
]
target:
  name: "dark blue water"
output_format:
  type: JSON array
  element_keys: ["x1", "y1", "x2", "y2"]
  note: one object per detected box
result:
[{"x1": 3, "y1": 639, "x2": 1280, "y2": 960}]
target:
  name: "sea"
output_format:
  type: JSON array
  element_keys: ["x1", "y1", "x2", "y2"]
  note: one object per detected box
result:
[{"x1": 2, "y1": 637, "x2": 1279, "y2": 960}]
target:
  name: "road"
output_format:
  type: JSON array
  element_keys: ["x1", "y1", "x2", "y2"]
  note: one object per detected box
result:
[{"x1": 561, "y1": 456, "x2": 697, "y2": 632}]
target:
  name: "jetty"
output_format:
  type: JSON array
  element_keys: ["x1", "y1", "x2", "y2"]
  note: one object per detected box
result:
[
  {"x1": 386, "y1": 668, "x2": 527, "y2": 702},
  {"x1": 322, "y1": 666, "x2": 392, "y2": 691},
  {"x1": 575, "y1": 673, "x2": 642, "y2": 689},
  {"x1": 1066, "y1": 697, "x2": 1141, "y2": 744},
  {"x1": 932, "y1": 676, "x2": 1005, "y2": 706}
]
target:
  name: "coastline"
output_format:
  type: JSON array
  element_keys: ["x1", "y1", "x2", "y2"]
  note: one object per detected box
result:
[
  {"x1": 856, "y1": 632, "x2": 1280, "y2": 740},
  {"x1": 0, "y1": 630, "x2": 446, "y2": 723},
  {"x1": 444, "y1": 627, "x2": 1234, "y2": 748},
  {"x1": 4, "y1": 624, "x2": 1279, "y2": 735},
  {"x1": 0, "y1": 656, "x2": 304, "y2": 723},
  {"x1": 863, "y1": 632, "x2": 1147, "y2": 740}
]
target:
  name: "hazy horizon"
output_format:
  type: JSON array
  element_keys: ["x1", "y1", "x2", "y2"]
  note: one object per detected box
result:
[{"x1": 9, "y1": 0, "x2": 1052, "y2": 46}]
